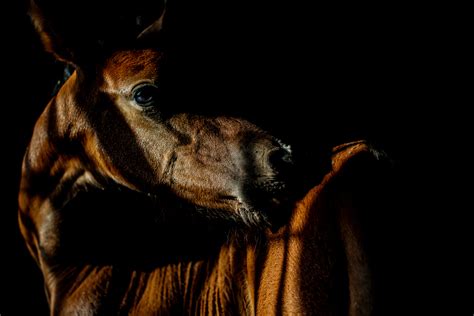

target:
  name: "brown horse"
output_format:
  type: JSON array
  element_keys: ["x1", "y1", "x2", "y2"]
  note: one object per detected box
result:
[{"x1": 19, "y1": 1, "x2": 391, "y2": 314}]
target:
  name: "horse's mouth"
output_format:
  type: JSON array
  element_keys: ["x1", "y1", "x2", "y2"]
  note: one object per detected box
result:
[{"x1": 144, "y1": 183, "x2": 296, "y2": 231}]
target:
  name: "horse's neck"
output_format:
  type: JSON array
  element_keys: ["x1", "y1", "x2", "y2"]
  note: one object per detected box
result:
[{"x1": 46, "y1": 241, "x2": 254, "y2": 315}]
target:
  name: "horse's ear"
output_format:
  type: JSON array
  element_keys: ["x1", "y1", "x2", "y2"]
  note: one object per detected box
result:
[
  {"x1": 137, "y1": 8, "x2": 166, "y2": 43},
  {"x1": 29, "y1": 0, "x2": 167, "y2": 66},
  {"x1": 29, "y1": 0, "x2": 102, "y2": 66}
]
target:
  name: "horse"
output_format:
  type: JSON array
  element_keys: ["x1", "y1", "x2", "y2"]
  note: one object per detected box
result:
[{"x1": 19, "y1": 0, "x2": 392, "y2": 314}]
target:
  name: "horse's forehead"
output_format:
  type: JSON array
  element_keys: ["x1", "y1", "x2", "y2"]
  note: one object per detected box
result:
[{"x1": 102, "y1": 49, "x2": 162, "y2": 88}]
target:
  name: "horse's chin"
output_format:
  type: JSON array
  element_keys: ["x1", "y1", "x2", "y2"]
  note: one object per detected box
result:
[
  {"x1": 190, "y1": 200, "x2": 293, "y2": 232},
  {"x1": 178, "y1": 193, "x2": 298, "y2": 231},
  {"x1": 156, "y1": 197, "x2": 272, "y2": 230}
]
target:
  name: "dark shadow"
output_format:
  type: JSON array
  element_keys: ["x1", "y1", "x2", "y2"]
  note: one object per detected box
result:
[
  {"x1": 48, "y1": 184, "x2": 235, "y2": 270},
  {"x1": 81, "y1": 89, "x2": 157, "y2": 189}
]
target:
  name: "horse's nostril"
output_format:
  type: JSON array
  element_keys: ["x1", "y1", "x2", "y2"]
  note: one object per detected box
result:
[{"x1": 268, "y1": 148, "x2": 293, "y2": 173}]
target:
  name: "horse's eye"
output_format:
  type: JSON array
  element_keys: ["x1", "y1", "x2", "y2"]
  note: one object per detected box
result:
[{"x1": 132, "y1": 84, "x2": 159, "y2": 106}]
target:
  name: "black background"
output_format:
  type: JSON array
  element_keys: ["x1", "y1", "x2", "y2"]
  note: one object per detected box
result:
[{"x1": 1, "y1": 0, "x2": 469, "y2": 314}]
